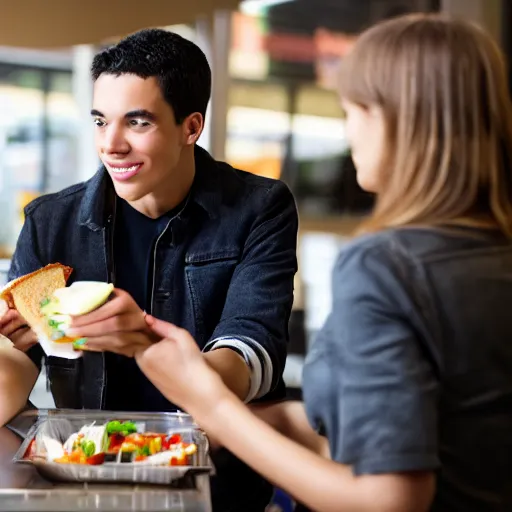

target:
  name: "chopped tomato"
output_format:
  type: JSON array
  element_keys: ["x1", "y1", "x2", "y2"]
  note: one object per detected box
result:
[
  {"x1": 108, "y1": 433, "x2": 125, "y2": 452},
  {"x1": 86, "y1": 453, "x2": 106, "y2": 465},
  {"x1": 166, "y1": 434, "x2": 182, "y2": 447},
  {"x1": 169, "y1": 452, "x2": 187, "y2": 466},
  {"x1": 23, "y1": 440, "x2": 36, "y2": 460}
]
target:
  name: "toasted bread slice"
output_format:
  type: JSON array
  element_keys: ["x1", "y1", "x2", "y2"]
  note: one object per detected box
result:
[{"x1": 0, "y1": 263, "x2": 73, "y2": 341}]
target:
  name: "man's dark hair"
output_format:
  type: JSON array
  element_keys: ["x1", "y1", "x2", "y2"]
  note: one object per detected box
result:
[{"x1": 91, "y1": 29, "x2": 211, "y2": 123}]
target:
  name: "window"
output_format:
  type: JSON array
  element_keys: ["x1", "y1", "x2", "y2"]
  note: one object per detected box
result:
[{"x1": 0, "y1": 65, "x2": 77, "y2": 253}]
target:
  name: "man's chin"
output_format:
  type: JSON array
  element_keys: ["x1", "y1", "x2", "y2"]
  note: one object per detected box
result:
[{"x1": 111, "y1": 183, "x2": 148, "y2": 204}]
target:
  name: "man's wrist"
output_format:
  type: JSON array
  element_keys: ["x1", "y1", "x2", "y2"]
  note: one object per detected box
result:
[{"x1": 204, "y1": 337, "x2": 275, "y2": 402}]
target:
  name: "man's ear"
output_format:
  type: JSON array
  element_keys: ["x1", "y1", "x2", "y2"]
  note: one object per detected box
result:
[{"x1": 182, "y1": 113, "x2": 204, "y2": 146}]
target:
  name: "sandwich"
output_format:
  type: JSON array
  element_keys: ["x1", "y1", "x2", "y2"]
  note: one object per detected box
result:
[{"x1": 0, "y1": 263, "x2": 114, "y2": 354}]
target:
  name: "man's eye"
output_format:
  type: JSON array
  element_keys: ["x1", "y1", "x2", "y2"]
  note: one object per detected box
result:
[
  {"x1": 129, "y1": 119, "x2": 150, "y2": 127},
  {"x1": 93, "y1": 118, "x2": 106, "y2": 127}
]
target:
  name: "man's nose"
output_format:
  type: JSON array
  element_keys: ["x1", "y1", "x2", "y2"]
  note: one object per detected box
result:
[{"x1": 101, "y1": 125, "x2": 130, "y2": 154}]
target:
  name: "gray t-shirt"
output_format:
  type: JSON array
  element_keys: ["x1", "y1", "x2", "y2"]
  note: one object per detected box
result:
[{"x1": 303, "y1": 226, "x2": 512, "y2": 511}]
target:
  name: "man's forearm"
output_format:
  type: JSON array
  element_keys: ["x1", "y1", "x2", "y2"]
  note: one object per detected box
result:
[
  {"x1": 0, "y1": 349, "x2": 38, "y2": 426},
  {"x1": 203, "y1": 348, "x2": 251, "y2": 401}
]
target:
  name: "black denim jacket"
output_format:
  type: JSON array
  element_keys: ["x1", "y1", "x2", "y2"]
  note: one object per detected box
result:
[
  {"x1": 9, "y1": 146, "x2": 298, "y2": 411},
  {"x1": 9, "y1": 146, "x2": 298, "y2": 511}
]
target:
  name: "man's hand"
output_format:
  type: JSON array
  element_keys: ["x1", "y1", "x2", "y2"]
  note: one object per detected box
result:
[
  {"x1": 0, "y1": 309, "x2": 37, "y2": 352},
  {"x1": 66, "y1": 289, "x2": 155, "y2": 358}
]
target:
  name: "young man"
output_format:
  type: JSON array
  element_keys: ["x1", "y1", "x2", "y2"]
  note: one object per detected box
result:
[{"x1": 0, "y1": 29, "x2": 298, "y2": 511}]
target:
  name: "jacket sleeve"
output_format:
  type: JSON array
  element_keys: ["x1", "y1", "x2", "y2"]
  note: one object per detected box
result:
[{"x1": 204, "y1": 181, "x2": 298, "y2": 401}]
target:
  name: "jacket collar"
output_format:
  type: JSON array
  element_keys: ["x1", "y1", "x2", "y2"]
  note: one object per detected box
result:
[
  {"x1": 78, "y1": 146, "x2": 222, "y2": 230},
  {"x1": 77, "y1": 167, "x2": 111, "y2": 231},
  {"x1": 191, "y1": 145, "x2": 222, "y2": 219}
]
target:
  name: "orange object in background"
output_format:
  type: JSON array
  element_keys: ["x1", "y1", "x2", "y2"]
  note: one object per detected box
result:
[
  {"x1": 230, "y1": 157, "x2": 282, "y2": 180},
  {"x1": 17, "y1": 190, "x2": 40, "y2": 222}
]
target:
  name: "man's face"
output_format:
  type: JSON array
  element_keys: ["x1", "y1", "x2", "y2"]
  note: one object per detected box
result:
[{"x1": 92, "y1": 74, "x2": 191, "y2": 203}]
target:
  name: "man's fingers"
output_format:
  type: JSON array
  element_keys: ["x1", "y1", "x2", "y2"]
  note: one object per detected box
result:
[
  {"x1": 69, "y1": 289, "x2": 130, "y2": 328},
  {"x1": 0, "y1": 309, "x2": 21, "y2": 328},
  {"x1": 1, "y1": 317, "x2": 29, "y2": 338},
  {"x1": 67, "y1": 312, "x2": 144, "y2": 338},
  {"x1": 145, "y1": 315, "x2": 180, "y2": 340},
  {"x1": 10, "y1": 327, "x2": 38, "y2": 352},
  {"x1": 80, "y1": 332, "x2": 150, "y2": 357}
]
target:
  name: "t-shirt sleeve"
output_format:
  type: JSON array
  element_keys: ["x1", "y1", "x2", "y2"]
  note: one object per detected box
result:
[{"x1": 324, "y1": 239, "x2": 440, "y2": 475}]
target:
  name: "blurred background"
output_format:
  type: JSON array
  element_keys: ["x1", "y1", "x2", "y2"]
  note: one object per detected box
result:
[{"x1": 0, "y1": 0, "x2": 507, "y2": 402}]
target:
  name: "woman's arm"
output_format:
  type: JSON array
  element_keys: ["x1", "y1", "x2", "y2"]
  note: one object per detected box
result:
[
  {"x1": 195, "y1": 391, "x2": 434, "y2": 512},
  {"x1": 0, "y1": 349, "x2": 38, "y2": 426},
  {"x1": 249, "y1": 401, "x2": 330, "y2": 457},
  {"x1": 136, "y1": 317, "x2": 435, "y2": 512}
]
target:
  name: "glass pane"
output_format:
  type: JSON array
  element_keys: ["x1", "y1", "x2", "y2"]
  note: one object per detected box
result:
[
  {"x1": 228, "y1": 2, "x2": 439, "y2": 219},
  {"x1": 46, "y1": 71, "x2": 79, "y2": 193},
  {"x1": 0, "y1": 66, "x2": 45, "y2": 253},
  {"x1": 226, "y1": 106, "x2": 290, "y2": 180}
]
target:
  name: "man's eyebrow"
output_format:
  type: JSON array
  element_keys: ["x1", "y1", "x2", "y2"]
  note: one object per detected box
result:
[
  {"x1": 124, "y1": 109, "x2": 157, "y2": 121},
  {"x1": 89, "y1": 109, "x2": 157, "y2": 121}
]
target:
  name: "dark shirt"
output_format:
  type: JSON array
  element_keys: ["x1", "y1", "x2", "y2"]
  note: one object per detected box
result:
[
  {"x1": 303, "y1": 226, "x2": 512, "y2": 512},
  {"x1": 105, "y1": 197, "x2": 186, "y2": 411}
]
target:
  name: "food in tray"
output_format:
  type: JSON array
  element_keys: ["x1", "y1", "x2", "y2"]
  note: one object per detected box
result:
[
  {"x1": 26, "y1": 419, "x2": 197, "y2": 467},
  {"x1": 0, "y1": 263, "x2": 113, "y2": 350}
]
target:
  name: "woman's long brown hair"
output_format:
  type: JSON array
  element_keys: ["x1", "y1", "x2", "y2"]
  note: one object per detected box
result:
[{"x1": 339, "y1": 14, "x2": 512, "y2": 236}]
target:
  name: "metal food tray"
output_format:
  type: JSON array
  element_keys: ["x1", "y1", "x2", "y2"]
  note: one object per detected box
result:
[{"x1": 13, "y1": 409, "x2": 212, "y2": 486}]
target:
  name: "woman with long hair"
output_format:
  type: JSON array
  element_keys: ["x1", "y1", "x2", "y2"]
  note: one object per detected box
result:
[{"x1": 136, "y1": 14, "x2": 512, "y2": 511}]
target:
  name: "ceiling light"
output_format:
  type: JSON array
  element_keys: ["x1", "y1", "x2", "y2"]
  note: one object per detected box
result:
[{"x1": 240, "y1": 0, "x2": 295, "y2": 16}]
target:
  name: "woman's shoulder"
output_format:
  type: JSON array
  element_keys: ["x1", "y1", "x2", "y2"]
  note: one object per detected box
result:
[
  {"x1": 336, "y1": 225, "x2": 496, "y2": 268},
  {"x1": 334, "y1": 230, "x2": 398, "y2": 270}
]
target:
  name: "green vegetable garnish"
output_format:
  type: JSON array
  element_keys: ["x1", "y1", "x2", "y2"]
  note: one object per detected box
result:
[
  {"x1": 81, "y1": 440, "x2": 96, "y2": 458},
  {"x1": 106, "y1": 421, "x2": 121, "y2": 434},
  {"x1": 106, "y1": 420, "x2": 137, "y2": 435},
  {"x1": 40, "y1": 297, "x2": 50, "y2": 307},
  {"x1": 138, "y1": 445, "x2": 151, "y2": 457}
]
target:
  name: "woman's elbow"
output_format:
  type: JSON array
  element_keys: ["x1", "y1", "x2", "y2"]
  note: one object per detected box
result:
[{"x1": 361, "y1": 472, "x2": 435, "y2": 512}]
